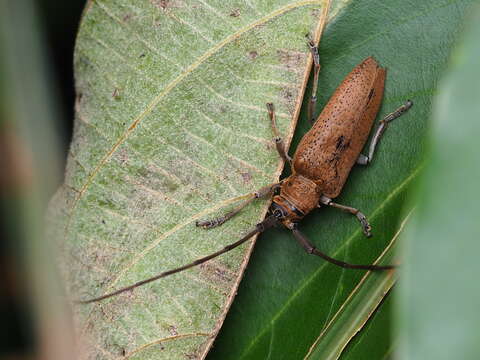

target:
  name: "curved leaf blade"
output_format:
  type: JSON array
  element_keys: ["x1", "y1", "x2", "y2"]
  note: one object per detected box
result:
[
  {"x1": 305, "y1": 213, "x2": 411, "y2": 360},
  {"x1": 50, "y1": 0, "x2": 332, "y2": 359}
]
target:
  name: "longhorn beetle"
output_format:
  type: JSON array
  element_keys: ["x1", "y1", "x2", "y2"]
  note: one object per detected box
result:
[{"x1": 79, "y1": 42, "x2": 412, "y2": 304}]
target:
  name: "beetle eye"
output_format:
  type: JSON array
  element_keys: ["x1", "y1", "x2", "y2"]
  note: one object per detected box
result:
[{"x1": 273, "y1": 207, "x2": 286, "y2": 219}]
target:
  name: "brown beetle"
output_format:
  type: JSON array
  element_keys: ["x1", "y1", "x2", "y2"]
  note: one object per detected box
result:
[{"x1": 79, "y1": 43, "x2": 412, "y2": 304}]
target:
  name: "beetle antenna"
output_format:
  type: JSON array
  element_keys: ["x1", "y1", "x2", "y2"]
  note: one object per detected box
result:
[
  {"x1": 291, "y1": 227, "x2": 395, "y2": 270},
  {"x1": 76, "y1": 215, "x2": 278, "y2": 304}
]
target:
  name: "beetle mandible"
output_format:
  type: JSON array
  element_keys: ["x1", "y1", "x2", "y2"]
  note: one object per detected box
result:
[{"x1": 80, "y1": 42, "x2": 412, "y2": 304}]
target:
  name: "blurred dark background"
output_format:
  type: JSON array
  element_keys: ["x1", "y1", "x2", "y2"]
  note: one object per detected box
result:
[
  {"x1": 38, "y1": 0, "x2": 85, "y2": 160},
  {"x1": 1, "y1": 1, "x2": 85, "y2": 358}
]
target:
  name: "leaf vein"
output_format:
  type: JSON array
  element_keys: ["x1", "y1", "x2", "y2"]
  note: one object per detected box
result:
[
  {"x1": 123, "y1": 332, "x2": 211, "y2": 359},
  {"x1": 76, "y1": 100, "x2": 222, "y2": 204},
  {"x1": 196, "y1": 109, "x2": 272, "y2": 146},
  {"x1": 183, "y1": 128, "x2": 271, "y2": 178}
]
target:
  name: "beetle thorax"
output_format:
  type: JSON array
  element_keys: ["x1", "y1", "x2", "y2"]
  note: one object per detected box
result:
[{"x1": 272, "y1": 174, "x2": 321, "y2": 228}]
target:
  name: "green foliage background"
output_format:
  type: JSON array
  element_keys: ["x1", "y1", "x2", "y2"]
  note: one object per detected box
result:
[{"x1": 398, "y1": 3, "x2": 480, "y2": 360}]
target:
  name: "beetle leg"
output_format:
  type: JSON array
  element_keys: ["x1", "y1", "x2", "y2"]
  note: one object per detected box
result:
[
  {"x1": 319, "y1": 195, "x2": 372, "y2": 237},
  {"x1": 291, "y1": 227, "x2": 396, "y2": 270},
  {"x1": 266, "y1": 103, "x2": 292, "y2": 166},
  {"x1": 357, "y1": 100, "x2": 413, "y2": 165},
  {"x1": 196, "y1": 183, "x2": 280, "y2": 229},
  {"x1": 307, "y1": 41, "x2": 321, "y2": 125}
]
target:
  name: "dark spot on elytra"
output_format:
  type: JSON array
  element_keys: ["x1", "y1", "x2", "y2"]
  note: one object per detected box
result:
[
  {"x1": 248, "y1": 50, "x2": 258, "y2": 59},
  {"x1": 230, "y1": 8, "x2": 240, "y2": 17},
  {"x1": 368, "y1": 88, "x2": 375, "y2": 101},
  {"x1": 335, "y1": 136, "x2": 345, "y2": 150}
]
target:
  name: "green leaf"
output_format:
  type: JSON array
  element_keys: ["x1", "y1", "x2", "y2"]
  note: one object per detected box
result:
[
  {"x1": 50, "y1": 0, "x2": 334, "y2": 359},
  {"x1": 304, "y1": 214, "x2": 408, "y2": 360},
  {"x1": 397, "y1": 3, "x2": 480, "y2": 360},
  {"x1": 339, "y1": 288, "x2": 395, "y2": 360},
  {"x1": 207, "y1": 0, "x2": 474, "y2": 359}
]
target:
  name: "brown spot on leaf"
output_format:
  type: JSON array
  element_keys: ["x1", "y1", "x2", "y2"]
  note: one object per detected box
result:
[
  {"x1": 199, "y1": 263, "x2": 232, "y2": 284},
  {"x1": 151, "y1": 0, "x2": 185, "y2": 10},
  {"x1": 116, "y1": 148, "x2": 129, "y2": 165},
  {"x1": 241, "y1": 172, "x2": 252, "y2": 184},
  {"x1": 152, "y1": 0, "x2": 169, "y2": 9},
  {"x1": 143, "y1": 164, "x2": 180, "y2": 193},
  {"x1": 277, "y1": 49, "x2": 307, "y2": 74},
  {"x1": 75, "y1": 92, "x2": 84, "y2": 110},
  {"x1": 280, "y1": 86, "x2": 298, "y2": 114},
  {"x1": 248, "y1": 50, "x2": 258, "y2": 60},
  {"x1": 229, "y1": 8, "x2": 240, "y2": 17},
  {"x1": 168, "y1": 325, "x2": 178, "y2": 336},
  {"x1": 214, "y1": 268, "x2": 232, "y2": 282}
]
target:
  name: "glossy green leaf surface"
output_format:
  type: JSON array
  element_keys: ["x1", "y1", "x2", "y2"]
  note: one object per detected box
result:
[
  {"x1": 305, "y1": 215, "x2": 408, "y2": 360},
  {"x1": 50, "y1": 0, "x2": 332, "y2": 359},
  {"x1": 340, "y1": 289, "x2": 394, "y2": 360},
  {"x1": 208, "y1": 0, "x2": 473, "y2": 359},
  {"x1": 398, "y1": 3, "x2": 480, "y2": 360}
]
